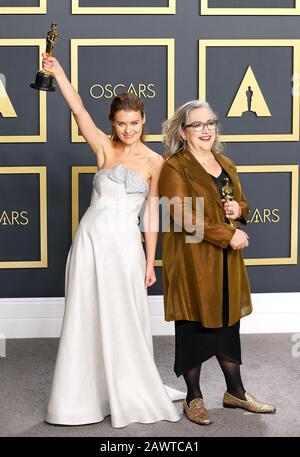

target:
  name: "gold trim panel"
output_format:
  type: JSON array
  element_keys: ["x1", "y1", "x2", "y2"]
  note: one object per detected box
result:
[
  {"x1": 0, "y1": 166, "x2": 48, "y2": 269},
  {"x1": 237, "y1": 165, "x2": 299, "y2": 266},
  {"x1": 0, "y1": 0, "x2": 46, "y2": 14},
  {"x1": 71, "y1": 38, "x2": 175, "y2": 143},
  {"x1": 200, "y1": 0, "x2": 300, "y2": 16},
  {"x1": 0, "y1": 39, "x2": 47, "y2": 143},
  {"x1": 72, "y1": 0, "x2": 176, "y2": 15},
  {"x1": 199, "y1": 39, "x2": 300, "y2": 142},
  {"x1": 71, "y1": 165, "x2": 298, "y2": 267}
]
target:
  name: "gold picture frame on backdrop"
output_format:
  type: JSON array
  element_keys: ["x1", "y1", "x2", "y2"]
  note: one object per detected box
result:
[
  {"x1": 71, "y1": 38, "x2": 175, "y2": 143},
  {"x1": 200, "y1": 0, "x2": 300, "y2": 16},
  {"x1": 156, "y1": 166, "x2": 299, "y2": 267},
  {"x1": 71, "y1": 166, "x2": 162, "y2": 266},
  {"x1": 0, "y1": 167, "x2": 48, "y2": 269},
  {"x1": 72, "y1": 165, "x2": 298, "y2": 267},
  {"x1": 199, "y1": 39, "x2": 300, "y2": 142},
  {"x1": 237, "y1": 165, "x2": 298, "y2": 266},
  {"x1": 0, "y1": 39, "x2": 47, "y2": 143},
  {"x1": 0, "y1": 0, "x2": 46, "y2": 14},
  {"x1": 72, "y1": 0, "x2": 176, "y2": 15}
]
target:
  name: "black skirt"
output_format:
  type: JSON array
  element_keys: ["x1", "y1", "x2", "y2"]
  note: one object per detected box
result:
[{"x1": 174, "y1": 248, "x2": 242, "y2": 377}]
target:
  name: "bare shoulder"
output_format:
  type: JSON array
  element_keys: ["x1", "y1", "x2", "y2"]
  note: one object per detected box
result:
[{"x1": 146, "y1": 148, "x2": 165, "y2": 173}]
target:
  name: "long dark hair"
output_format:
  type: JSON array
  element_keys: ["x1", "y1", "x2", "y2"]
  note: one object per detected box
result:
[{"x1": 109, "y1": 92, "x2": 146, "y2": 142}]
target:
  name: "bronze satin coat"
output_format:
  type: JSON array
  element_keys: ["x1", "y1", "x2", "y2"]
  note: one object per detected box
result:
[{"x1": 158, "y1": 150, "x2": 253, "y2": 328}]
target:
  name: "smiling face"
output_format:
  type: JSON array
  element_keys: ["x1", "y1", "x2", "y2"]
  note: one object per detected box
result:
[
  {"x1": 112, "y1": 109, "x2": 145, "y2": 145},
  {"x1": 182, "y1": 107, "x2": 217, "y2": 153}
]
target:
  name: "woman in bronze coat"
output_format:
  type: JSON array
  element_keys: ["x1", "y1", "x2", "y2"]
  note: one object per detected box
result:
[{"x1": 158, "y1": 100, "x2": 276, "y2": 425}]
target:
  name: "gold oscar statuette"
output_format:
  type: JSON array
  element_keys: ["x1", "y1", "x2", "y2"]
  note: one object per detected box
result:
[
  {"x1": 221, "y1": 176, "x2": 236, "y2": 228},
  {"x1": 30, "y1": 23, "x2": 58, "y2": 92}
]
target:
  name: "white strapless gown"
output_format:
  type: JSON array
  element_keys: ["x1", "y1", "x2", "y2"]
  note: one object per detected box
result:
[{"x1": 46, "y1": 164, "x2": 184, "y2": 428}]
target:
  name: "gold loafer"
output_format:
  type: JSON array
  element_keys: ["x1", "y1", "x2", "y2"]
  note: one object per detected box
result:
[
  {"x1": 183, "y1": 398, "x2": 213, "y2": 425},
  {"x1": 223, "y1": 391, "x2": 276, "y2": 413}
]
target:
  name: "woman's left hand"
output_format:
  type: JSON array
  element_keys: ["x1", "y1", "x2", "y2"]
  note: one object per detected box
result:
[
  {"x1": 222, "y1": 199, "x2": 241, "y2": 220},
  {"x1": 145, "y1": 263, "x2": 157, "y2": 288}
]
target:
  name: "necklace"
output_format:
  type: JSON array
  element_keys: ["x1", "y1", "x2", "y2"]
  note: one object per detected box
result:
[{"x1": 190, "y1": 150, "x2": 213, "y2": 167}]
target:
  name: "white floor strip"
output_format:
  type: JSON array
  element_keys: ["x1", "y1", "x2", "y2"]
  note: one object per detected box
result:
[{"x1": 0, "y1": 293, "x2": 299, "y2": 338}]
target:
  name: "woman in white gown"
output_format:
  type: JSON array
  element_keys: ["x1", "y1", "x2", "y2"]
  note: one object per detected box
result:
[{"x1": 43, "y1": 55, "x2": 184, "y2": 428}]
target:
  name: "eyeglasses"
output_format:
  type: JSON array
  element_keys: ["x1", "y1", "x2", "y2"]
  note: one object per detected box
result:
[{"x1": 183, "y1": 119, "x2": 218, "y2": 132}]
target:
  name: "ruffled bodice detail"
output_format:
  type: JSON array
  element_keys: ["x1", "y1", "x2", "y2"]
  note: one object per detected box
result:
[{"x1": 94, "y1": 164, "x2": 149, "y2": 196}]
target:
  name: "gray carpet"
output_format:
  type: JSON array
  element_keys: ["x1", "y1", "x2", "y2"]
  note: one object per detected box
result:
[{"x1": 0, "y1": 334, "x2": 299, "y2": 437}]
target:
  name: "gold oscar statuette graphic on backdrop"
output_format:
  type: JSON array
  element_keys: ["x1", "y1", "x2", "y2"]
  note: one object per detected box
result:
[
  {"x1": 0, "y1": 75, "x2": 17, "y2": 117},
  {"x1": 30, "y1": 23, "x2": 58, "y2": 91},
  {"x1": 227, "y1": 66, "x2": 271, "y2": 118},
  {"x1": 221, "y1": 176, "x2": 236, "y2": 228}
]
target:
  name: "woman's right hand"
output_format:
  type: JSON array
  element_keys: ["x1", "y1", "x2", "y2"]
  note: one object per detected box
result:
[
  {"x1": 230, "y1": 228, "x2": 249, "y2": 250},
  {"x1": 42, "y1": 53, "x2": 64, "y2": 77}
]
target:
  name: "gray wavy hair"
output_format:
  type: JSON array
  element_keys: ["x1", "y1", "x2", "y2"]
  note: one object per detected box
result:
[{"x1": 162, "y1": 100, "x2": 223, "y2": 159}]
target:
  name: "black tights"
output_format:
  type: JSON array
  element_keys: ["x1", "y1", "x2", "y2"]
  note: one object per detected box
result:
[
  {"x1": 183, "y1": 366, "x2": 202, "y2": 405},
  {"x1": 183, "y1": 355, "x2": 246, "y2": 406}
]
